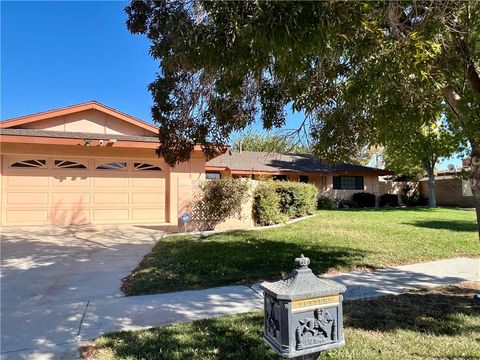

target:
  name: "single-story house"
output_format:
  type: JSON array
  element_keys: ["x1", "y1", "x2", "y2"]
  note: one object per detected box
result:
[
  {"x1": 206, "y1": 151, "x2": 392, "y2": 200},
  {"x1": 0, "y1": 101, "x2": 205, "y2": 226}
]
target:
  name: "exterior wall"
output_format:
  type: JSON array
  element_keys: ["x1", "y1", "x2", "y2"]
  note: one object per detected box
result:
[
  {"x1": 172, "y1": 154, "x2": 206, "y2": 226},
  {"x1": 378, "y1": 180, "x2": 419, "y2": 204},
  {"x1": 321, "y1": 174, "x2": 380, "y2": 200},
  {"x1": 0, "y1": 142, "x2": 204, "y2": 226},
  {"x1": 209, "y1": 169, "x2": 381, "y2": 201},
  {"x1": 16, "y1": 109, "x2": 157, "y2": 136},
  {"x1": 419, "y1": 177, "x2": 475, "y2": 207}
]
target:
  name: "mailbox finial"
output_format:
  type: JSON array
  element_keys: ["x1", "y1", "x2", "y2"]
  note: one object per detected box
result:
[{"x1": 295, "y1": 254, "x2": 310, "y2": 269}]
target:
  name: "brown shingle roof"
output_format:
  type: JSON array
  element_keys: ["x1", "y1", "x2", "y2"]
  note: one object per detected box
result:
[
  {"x1": 206, "y1": 151, "x2": 392, "y2": 175},
  {"x1": 0, "y1": 128, "x2": 159, "y2": 143}
]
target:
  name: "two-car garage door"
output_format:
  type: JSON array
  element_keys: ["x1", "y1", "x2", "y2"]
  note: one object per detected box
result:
[{"x1": 1, "y1": 156, "x2": 166, "y2": 226}]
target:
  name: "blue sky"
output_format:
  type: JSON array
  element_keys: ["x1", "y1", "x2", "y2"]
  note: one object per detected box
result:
[{"x1": 1, "y1": 1, "x2": 462, "y2": 169}]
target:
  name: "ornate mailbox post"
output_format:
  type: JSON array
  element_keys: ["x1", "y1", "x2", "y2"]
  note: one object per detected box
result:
[{"x1": 260, "y1": 255, "x2": 347, "y2": 359}]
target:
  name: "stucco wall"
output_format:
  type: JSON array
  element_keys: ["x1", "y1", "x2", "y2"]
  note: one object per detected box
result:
[
  {"x1": 320, "y1": 174, "x2": 380, "y2": 200},
  {"x1": 17, "y1": 109, "x2": 157, "y2": 136}
]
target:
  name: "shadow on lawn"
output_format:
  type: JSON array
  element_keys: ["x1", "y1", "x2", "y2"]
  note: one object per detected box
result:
[
  {"x1": 85, "y1": 312, "x2": 277, "y2": 360},
  {"x1": 345, "y1": 283, "x2": 480, "y2": 336},
  {"x1": 404, "y1": 220, "x2": 477, "y2": 232},
  {"x1": 123, "y1": 235, "x2": 369, "y2": 295},
  {"x1": 85, "y1": 284, "x2": 480, "y2": 360}
]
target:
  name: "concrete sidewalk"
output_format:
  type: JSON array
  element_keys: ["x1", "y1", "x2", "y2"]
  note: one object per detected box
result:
[{"x1": 2, "y1": 257, "x2": 479, "y2": 360}]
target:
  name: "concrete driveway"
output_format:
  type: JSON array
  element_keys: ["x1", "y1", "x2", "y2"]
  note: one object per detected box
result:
[{"x1": 0, "y1": 225, "x2": 166, "y2": 359}]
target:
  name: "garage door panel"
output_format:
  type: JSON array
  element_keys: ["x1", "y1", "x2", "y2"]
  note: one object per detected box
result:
[
  {"x1": 52, "y1": 176, "x2": 89, "y2": 187},
  {"x1": 93, "y1": 209, "x2": 129, "y2": 221},
  {"x1": 6, "y1": 210, "x2": 49, "y2": 224},
  {"x1": 93, "y1": 193, "x2": 129, "y2": 204},
  {"x1": 6, "y1": 176, "x2": 49, "y2": 187},
  {"x1": 52, "y1": 192, "x2": 90, "y2": 204},
  {"x1": 132, "y1": 208, "x2": 165, "y2": 221},
  {"x1": 132, "y1": 177, "x2": 165, "y2": 188},
  {"x1": 93, "y1": 177, "x2": 129, "y2": 187},
  {"x1": 51, "y1": 209, "x2": 90, "y2": 225},
  {"x1": 132, "y1": 192, "x2": 165, "y2": 205},
  {"x1": 6, "y1": 192, "x2": 49, "y2": 205},
  {"x1": 2, "y1": 156, "x2": 167, "y2": 226}
]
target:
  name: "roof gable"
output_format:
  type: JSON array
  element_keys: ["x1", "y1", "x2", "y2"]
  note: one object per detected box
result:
[{"x1": 0, "y1": 101, "x2": 158, "y2": 136}]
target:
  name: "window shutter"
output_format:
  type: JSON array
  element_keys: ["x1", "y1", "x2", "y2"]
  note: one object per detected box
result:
[
  {"x1": 333, "y1": 176, "x2": 341, "y2": 189},
  {"x1": 355, "y1": 176, "x2": 364, "y2": 189}
]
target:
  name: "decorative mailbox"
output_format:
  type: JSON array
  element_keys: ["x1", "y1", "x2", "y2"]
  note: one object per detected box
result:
[{"x1": 260, "y1": 255, "x2": 347, "y2": 358}]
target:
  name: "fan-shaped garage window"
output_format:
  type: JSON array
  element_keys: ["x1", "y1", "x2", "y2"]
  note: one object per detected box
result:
[
  {"x1": 10, "y1": 159, "x2": 46, "y2": 168},
  {"x1": 54, "y1": 160, "x2": 87, "y2": 169},
  {"x1": 134, "y1": 163, "x2": 162, "y2": 171},
  {"x1": 96, "y1": 162, "x2": 127, "y2": 170}
]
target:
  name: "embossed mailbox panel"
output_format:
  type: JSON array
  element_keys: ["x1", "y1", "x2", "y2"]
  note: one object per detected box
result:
[{"x1": 260, "y1": 255, "x2": 347, "y2": 358}]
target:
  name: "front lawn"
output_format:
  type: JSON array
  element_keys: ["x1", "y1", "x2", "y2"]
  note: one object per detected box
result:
[
  {"x1": 123, "y1": 208, "x2": 479, "y2": 295},
  {"x1": 84, "y1": 282, "x2": 480, "y2": 360}
]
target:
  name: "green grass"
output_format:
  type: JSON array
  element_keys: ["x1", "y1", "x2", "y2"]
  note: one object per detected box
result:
[
  {"x1": 123, "y1": 208, "x2": 479, "y2": 295},
  {"x1": 83, "y1": 282, "x2": 480, "y2": 360}
]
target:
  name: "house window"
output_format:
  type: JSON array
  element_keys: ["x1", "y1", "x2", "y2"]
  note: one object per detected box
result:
[
  {"x1": 10, "y1": 159, "x2": 47, "y2": 168},
  {"x1": 96, "y1": 162, "x2": 127, "y2": 170},
  {"x1": 333, "y1": 176, "x2": 364, "y2": 190},
  {"x1": 206, "y1": 172, "x2": 221, "y2": 180},
  {"x1": 134, "y1": 163, "x2": 162, "y2": 171},
  {"x1": 299, "y1": 175, "x2": 309, "y2": 183},
  {"x1": 273, "y1": 175, "x2": 288, "y2": 181},
  {"x1": 54, "y1": 160, "x2": 87, "y2": 169}
]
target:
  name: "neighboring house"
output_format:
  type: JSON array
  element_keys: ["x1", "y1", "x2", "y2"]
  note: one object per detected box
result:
[
  {"x1": 206, "y1": 151, "x2": 392, "y2": 200},
  {"x1": 0, "y1": 101, "x2": 205, "y2": 226}
]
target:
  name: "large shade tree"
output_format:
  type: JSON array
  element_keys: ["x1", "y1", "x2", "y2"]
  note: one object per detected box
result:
[
  {"x1": 125, "y1": 0, "x2": 480, "y2": 236},
  {"x1": 231, "y1": 131, "x2": 309, "y2": 154},
  {"x1": 384, "y1": 120, "x2": 465, "y2": 207}
]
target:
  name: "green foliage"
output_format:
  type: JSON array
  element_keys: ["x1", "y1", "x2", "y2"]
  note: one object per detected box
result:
[
  {"x1": 384, "y1": 120, "x2": 466, "y2": 184},
  {"x1": 253, "y1": 181, "x2": 317, "y2": 225},
  {"x1": 274, "y1": 181, "x2": 318, "y2": 218},
  {"x1": 379, "y1": 194, "x2": 399, "y2": 208},
  {"x1": 403, "y1": 192, "x2": 426, "y2": 207},
  {"x1": 232, "y1": 130, "x2": 309, "y2": 154},
  {"x1": 192, "y1": 179, "x2": 250, "y2": 230},
  {"x1": 352, "y1": 192, "x2": 376, "y2": 208},
  {"x1": 317, "y1": 194, "x2": 334, "y2": 210},
  {"x1": 252, "y1": 183, "x2": 286, "y2": 226},
  {"x1": 125, "y1": 1, "x2": 478, "y2": 166},
  {"x1": 338, "y1": 199, "x2": 359, "y2": 209}
]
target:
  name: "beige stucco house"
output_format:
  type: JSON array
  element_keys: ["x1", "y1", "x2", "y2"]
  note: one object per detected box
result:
[
  {"x1": 206, "y1": 151, "x2": 392, "y2": 200},
  {"x1": 0, "y1": 101, "x2": 205, "y2": 226}
]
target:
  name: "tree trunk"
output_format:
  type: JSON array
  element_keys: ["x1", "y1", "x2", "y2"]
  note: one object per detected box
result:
[
  {"x1": 469, "y1": 143, "x2": 480, "y2": 239},
  {"x1": 423, "y1": 160, "x2": 437, "y2": 208}
]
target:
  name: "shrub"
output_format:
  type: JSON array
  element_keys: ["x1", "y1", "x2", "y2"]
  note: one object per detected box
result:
[
  {"x1": 252, "y1": 183, "x2": 285, "y2": 225},
  {"x1": 192, "y1": 178, "x2": 250, "y2": 229},
  {"x1": 352, "y1": 192, "x2": 376, "y2": 208},
  {"x1": 379, "y1": 193, "x2": 399, "y2": 207},
  {"x1": 404, "y1": 191, "x2": 427, "y2": 207},
  {"x1": 338, "y1": 199, "x2": 359, "y2": 209},
  {"x1": 317, "y1": 194, "x2": 334, "y2": 210},
  {"x1": 253, "y1": 181, "x2": 318, "y2": 225},
  {"x1": 274, "y1": 181, "x2": 318, "y2": 218}
]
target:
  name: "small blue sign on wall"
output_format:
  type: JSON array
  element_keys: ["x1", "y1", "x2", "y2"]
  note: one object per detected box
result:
[{"x1": 180, "y1": 213, "x2": 191, "y2": 224}]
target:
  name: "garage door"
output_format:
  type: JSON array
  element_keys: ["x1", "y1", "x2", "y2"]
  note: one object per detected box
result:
[{"x1": 1, "y1": 156, "x2": 166, "y2": 226}]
